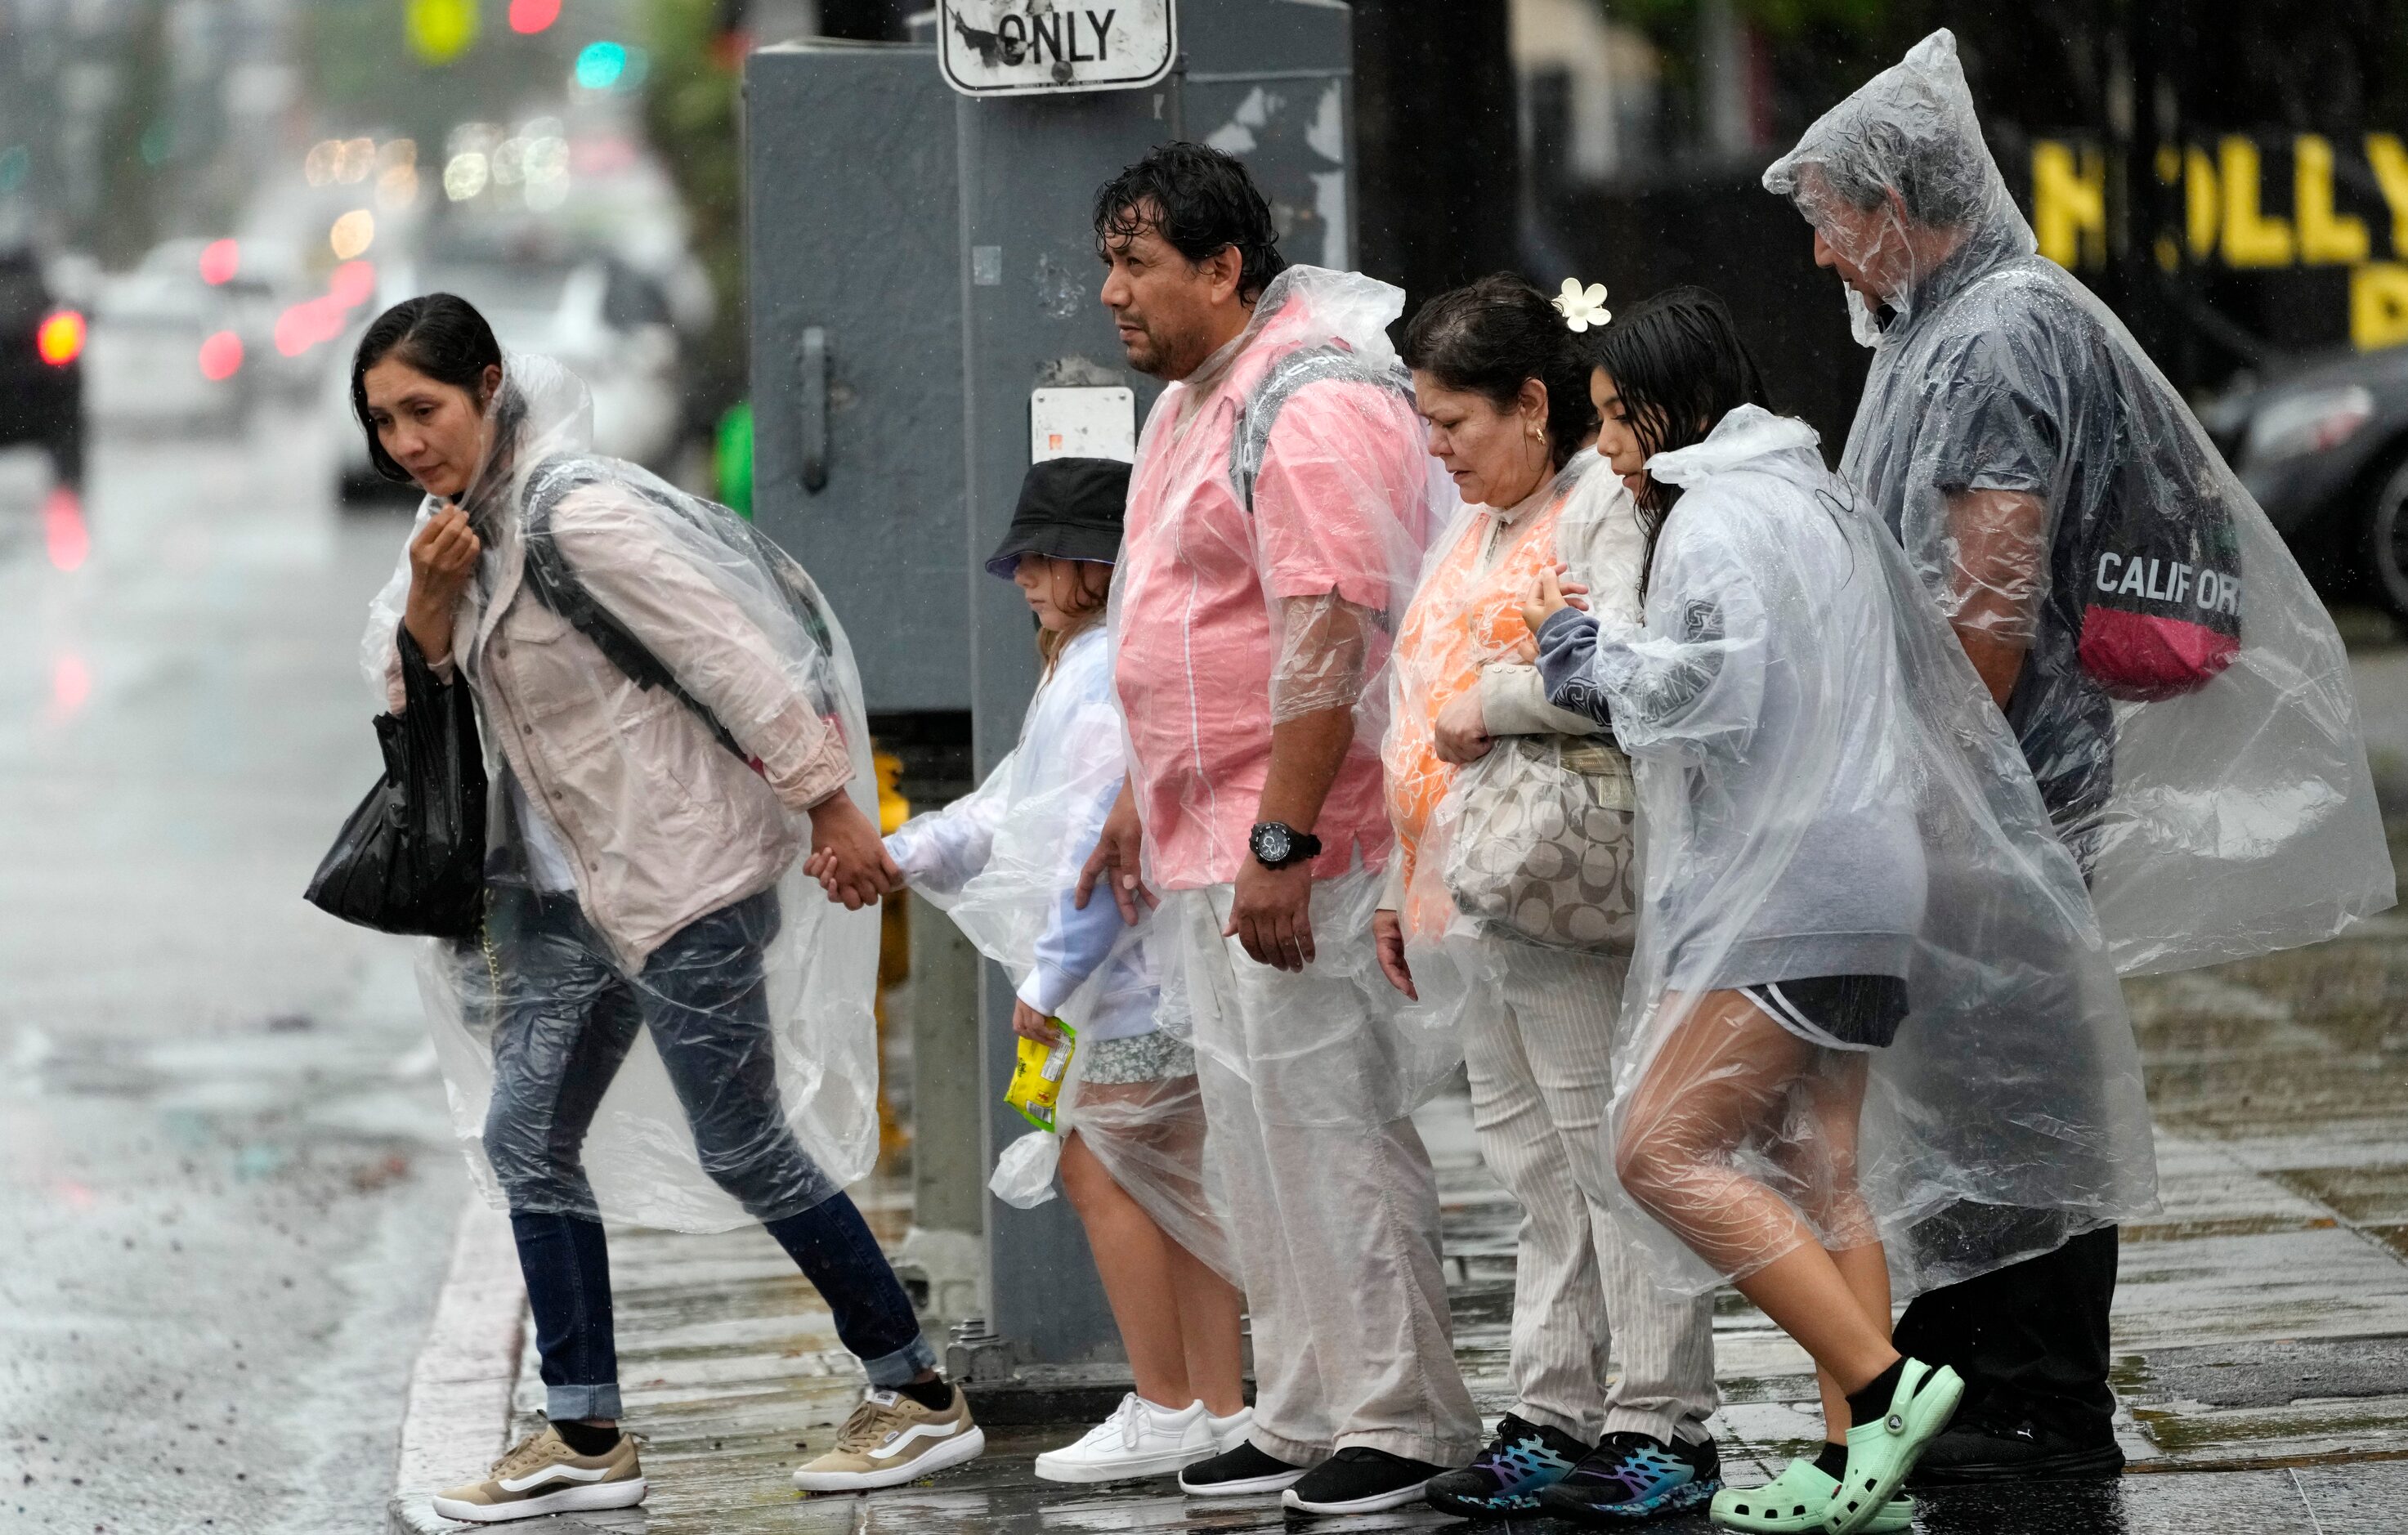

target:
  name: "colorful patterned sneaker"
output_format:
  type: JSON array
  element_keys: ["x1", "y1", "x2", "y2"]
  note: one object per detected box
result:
[
  {"x1": 1537, "y1": 1430, "x2": 1722, "y2": 1524},
  {"x1": 791, "y1": 1383, "x2": 986, "y2": 1492},
  {"x1": 429, "y1": 1423, "x2": 646, "y2": 1524},
  {"x1": 1710, "y1": 1457, "x2": 1911, "y2": 1533},
  {"x1": 1425, "y1": 1413, "x2": 1590, "y2": 1517},
  {"x1": 1825, "y1": 1359, "x2": 1963, "y2": 1535}
]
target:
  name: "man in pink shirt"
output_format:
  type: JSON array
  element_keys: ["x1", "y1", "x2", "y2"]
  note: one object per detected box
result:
[{"x1": 1077, "y1": 143, "x2": 1478, "y2": 1517}]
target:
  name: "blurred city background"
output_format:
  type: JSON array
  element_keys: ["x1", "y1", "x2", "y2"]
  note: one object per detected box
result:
[{"x1": 4, "y1": 4, "x2": 2407, "y2": 1533}]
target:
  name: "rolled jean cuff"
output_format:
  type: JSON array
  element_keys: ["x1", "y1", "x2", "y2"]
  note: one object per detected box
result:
[
  {"x1": 545, "y1": 1381, "x2": 624, "y2": 1421},
  {"x1": 862, "y1": 1332, "x2": 939, "y2": 1388}
]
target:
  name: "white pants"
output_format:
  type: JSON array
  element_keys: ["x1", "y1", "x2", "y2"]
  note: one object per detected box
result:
[
  {"x1": 1173, "y1": 877, "x2": 1483, "y2": 1468},
  {"x1": 1461, "y1": 940, "x2": 1718, "y2": 1443}
]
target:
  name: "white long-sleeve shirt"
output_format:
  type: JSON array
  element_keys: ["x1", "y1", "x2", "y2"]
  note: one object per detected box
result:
[{"x1": 884, "y1": 627, "x2": 1158, "y2": 1040}]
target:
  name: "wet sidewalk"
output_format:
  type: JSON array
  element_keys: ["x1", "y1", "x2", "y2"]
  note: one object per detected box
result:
[{"x1": 386, "y1": 911, "x2": 2408, "y2": 1535}]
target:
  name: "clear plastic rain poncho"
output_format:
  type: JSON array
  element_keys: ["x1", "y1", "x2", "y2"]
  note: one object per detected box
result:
[
  {"x1": 1384, "y1": 450, "x2": 1648, "y2": 1030},
  {"x1": 362, "y1": 354, "x2": 881, "y2": 1233},
  {"x1": 1108, "y1": 266, "x2": 1457, "y2": 1125},
  {"x1": 1766, "y1": 29, "x2": 2395, "y2": 974},
  {"x1": 1540, "y1": 406, "x2": 2157, "y2": 1296},
  {"x1": 884, "y1": 625, "x2": 1233, "y2": 1282}
]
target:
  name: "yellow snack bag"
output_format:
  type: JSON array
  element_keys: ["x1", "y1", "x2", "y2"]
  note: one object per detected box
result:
[{"x1": 1005, "y1": 1021, "x2": 1076, "y2": 1132}]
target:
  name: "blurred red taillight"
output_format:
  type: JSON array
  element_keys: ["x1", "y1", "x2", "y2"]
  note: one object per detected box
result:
[
  {"x1": 37, "y1": 309, "x2": 85, "y2": 366},
  {"x1": 199, "y1": 329, "x2": 244, "y2": 381}
]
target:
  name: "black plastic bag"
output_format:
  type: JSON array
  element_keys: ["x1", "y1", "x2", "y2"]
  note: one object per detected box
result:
[{"x1": 306, "y1": 625, "x2": 489, "y2": 938}]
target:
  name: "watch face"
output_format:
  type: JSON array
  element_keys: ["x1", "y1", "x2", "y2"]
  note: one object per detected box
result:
[{"x1": 1252, "y1": 823, "x2": 1292, "y2": 864}]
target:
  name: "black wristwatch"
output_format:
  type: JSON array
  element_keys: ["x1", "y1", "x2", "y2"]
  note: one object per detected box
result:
[{"x1": 1249, "y1": 821, "x2": 1323, "y2": 870}]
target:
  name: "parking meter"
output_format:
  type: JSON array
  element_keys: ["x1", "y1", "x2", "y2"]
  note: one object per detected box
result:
[{"x1": 747, "y1": 0, "x2": 1353, "y2": 1367}]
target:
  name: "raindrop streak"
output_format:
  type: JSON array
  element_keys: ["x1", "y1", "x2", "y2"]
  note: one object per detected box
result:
[{"x1": 43, "y1": 489, "x2": 87, "y2": 572}]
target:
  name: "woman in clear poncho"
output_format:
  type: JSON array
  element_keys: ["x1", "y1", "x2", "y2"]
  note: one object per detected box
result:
[
  {"x1": 1373, "y1": 275, "x2": 1722, "y2": 1524},
  {"x1": 350, "y1": 296, "x2": 981, "y2": 1522},
  {"x1": 1524, "y1": 289, "x2": 2155, "y2": 1534},
  {"x1": 857, "y1": 456, "x2": 1251, "y2": 1484}
]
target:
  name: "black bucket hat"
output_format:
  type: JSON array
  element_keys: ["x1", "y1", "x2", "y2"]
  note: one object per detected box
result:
[{"x1": 984, "y1": 457, "x2": 1130, "y2": 579}]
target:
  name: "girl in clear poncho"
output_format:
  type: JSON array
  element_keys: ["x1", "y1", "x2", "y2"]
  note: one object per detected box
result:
[
  {"x1": 1524, "y1": 289, "x2": 2154, "y2": 1535},
  {"x1": 852, "y1": 458, "x2": 1250, "y2": 1484},
  {"x1": 350, "y1": 297, "x2": 982, "y2": 1522}
]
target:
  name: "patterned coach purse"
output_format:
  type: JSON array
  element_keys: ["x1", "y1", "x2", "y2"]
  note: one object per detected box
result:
[{"x1": 1439, "y1": 733, "x2": 1639, "y2": 952}]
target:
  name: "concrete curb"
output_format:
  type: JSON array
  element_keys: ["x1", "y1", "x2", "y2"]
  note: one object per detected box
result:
[{"x1": 383, "y1": 1202, "x2": 526, "y2": 1535}]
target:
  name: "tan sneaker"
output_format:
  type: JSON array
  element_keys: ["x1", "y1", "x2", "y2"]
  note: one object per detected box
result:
[
  {"x1": 429, "y1": 1423, "x2": 647, "y2": 1524},
  {"x1": 791, "y1": 1384, "x2": 986, "y2": 1492}
]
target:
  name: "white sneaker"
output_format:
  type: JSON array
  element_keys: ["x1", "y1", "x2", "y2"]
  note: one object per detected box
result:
[
  {"x1": 1207, "y1": 1405, "x2": 1254, "y2": 1452},
  {"x1": 1033, "y1": 1393, "x2": 1218, "y2": 1484}
]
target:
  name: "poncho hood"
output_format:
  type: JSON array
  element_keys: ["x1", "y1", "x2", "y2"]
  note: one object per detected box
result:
[
  {"x1": 1762, "y1": 29, "x2": 2034, "y2": 344},
  {"x1": 1649, "y1": 405, "x2": 1825, "y2": 491}
]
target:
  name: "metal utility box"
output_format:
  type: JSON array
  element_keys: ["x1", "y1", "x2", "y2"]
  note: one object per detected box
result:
[{"x1": 746, "y1": 1, "x2": 1354, "y2": 1366}]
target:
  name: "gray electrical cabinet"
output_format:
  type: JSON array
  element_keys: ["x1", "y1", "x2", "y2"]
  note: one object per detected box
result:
[{"x1": 746, "y1": 2, "x2": 1354, "y2": 1367}]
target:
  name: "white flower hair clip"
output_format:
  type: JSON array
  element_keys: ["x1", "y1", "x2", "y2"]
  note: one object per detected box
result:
[{"x1": 1553, "y1": 279, "x2": 1611, "y2": 333}]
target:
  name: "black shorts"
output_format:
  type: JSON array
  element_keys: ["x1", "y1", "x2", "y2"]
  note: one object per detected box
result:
[{"x1": 1739, "y1": 973, "x2": 1910, "y2": 1051}]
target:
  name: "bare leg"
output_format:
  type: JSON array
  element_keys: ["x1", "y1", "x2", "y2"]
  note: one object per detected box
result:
[
  {"x1": 1615, "y1": 991, "x2": 1900, "y2": 1396},
  {"x1": 1059, "y1": 1129, "x2": 1194, "y2": 1409},
  {"x1": 1166, "y1": 1237, "x2": 1247, "y2": 1416}
]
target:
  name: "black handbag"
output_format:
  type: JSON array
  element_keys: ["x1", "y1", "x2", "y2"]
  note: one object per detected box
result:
[{"x1": 305, "y1": 624, "x2": 489, "y2": 938}]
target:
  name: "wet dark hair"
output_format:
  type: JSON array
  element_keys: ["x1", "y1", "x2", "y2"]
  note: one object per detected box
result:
[
  {"x1": 1402, "y1": 274, "x2": 1599, "y2": 472},
  {"x1": 1092, "y1": 141, "x2": 1287, "y2": 305},
  {"x1": 1587, "y1": 285, "x2": 1772, "y2": 588},
  {"x1": 350, "y1": 293, "x2": 505, "y2": 485}
]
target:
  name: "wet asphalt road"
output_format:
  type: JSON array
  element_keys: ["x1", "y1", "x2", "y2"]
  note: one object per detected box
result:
[{"x1": 0, "y1": 417, "x2": 464, "y2": 1535}]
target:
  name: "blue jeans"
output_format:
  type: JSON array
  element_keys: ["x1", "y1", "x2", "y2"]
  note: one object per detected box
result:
[{"x1": 484, "y1": 886, "x2": 935, "y2": 1419}]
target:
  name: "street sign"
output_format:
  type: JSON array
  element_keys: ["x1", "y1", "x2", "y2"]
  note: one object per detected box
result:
[{"x1": 938, "y1": 1, "x2": 1176, "y2": 97}]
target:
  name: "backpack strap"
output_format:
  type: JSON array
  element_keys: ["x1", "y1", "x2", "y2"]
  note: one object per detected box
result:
[
  {"x1": 1228, "y1": 342, "x2": 1414, "y2": 513},
  {"x1": 518, "y1": 459, "x2": 751, "y2": 762}
]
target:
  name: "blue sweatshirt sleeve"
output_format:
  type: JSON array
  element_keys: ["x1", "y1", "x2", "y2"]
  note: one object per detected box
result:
[
  {"x1": 1535, "y1": 606, "x2": 1614, "y2": 726},
  {"x1": 1013, "y1": 771, "x2": 1135, "y2": 1017}
]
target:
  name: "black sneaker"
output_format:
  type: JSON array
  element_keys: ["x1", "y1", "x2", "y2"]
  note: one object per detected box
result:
[
  {"x1": 1425, "y1": 1413, "x2": 1589, "y2": 1517},
  {"x1": 1906, "y1": 1407, "x2": 2124, "y2": 1485},
  {"x1": 1283, "y1": 1447, "x2": 1449, "y2": 1516},
  {"x1": 1535, "y1": 1430, "x2": 1721, "y2": 1524},
  {"x1": 1176, "y1": 1439, "x2": 1306, "y2": 1497}
]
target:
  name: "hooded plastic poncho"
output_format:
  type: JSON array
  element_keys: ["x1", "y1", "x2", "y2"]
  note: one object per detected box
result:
[
  {"x1": 884, "y1": 625, "x2": 1233, "y2": 1282},
  {"x1": 1109, "y1": 266, "x2": 1457, "y2": 1126},
  {"x1": 1765, "y1": 29, "x2": 2394, "y2": 975},
  {"x1": 1540, "y1": 407, "x2": 2156, "y2": 1296},
  {"x1": 362, "y1": 354, "x2": 881, "y2": 1233}
]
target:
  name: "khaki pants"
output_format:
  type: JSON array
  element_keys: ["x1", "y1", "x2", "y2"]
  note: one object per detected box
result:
[
  {"x1": 1461, "y1": 940, "x2": 1718, "y2": 1443},
  {"x1": 1175, "y1": 877, "x2": 1482, "y2": 1468}
]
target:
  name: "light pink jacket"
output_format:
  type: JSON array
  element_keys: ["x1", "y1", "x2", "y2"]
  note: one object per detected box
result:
[{"x1": 384, "y1": 481, "x2": 851, "y2": 969}]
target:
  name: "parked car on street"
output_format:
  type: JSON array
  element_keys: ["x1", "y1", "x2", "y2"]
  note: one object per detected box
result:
[
  {"x1": 333, "y1": 252, "x2": 680, "y2": 506},
  {"x1": 0, "y1": 248, "x2": 86, "y2": 488},
  {"x1": 2203, "y1": 344, "x2": 2408, "y2": 619}
]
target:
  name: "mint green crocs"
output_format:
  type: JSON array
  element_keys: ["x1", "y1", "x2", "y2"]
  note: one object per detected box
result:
[
  {"x1": 1710, "y1": 1457, "x2": 1912, "y2": 1533},
  {"x1": 1825, "y1": 1358, "x2": 1963, "y2": 1535}
]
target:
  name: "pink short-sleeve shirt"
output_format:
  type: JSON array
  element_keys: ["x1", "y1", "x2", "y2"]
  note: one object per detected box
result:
[{"x1": 1114, "y1": 310, "x2": 1434, "y2": 891}]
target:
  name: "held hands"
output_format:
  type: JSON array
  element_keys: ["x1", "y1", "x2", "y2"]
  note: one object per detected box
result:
[
  {"x1": 404, "y1": 504, "x2": 481, "y2": 665},
  {"x1": 1372, "y1": 907, "x2": 1417, "y2": 999},
  {"x1": 803, "y1": 794, "x2": 903, "y2": 911},
  {"x1": 1519, "y1": 561, "x2": 1591, "y2": 638},
  {"x1": 1074, "y1": 781, "x2": 1155, "y2": 923},
  {"x1": 1011, "y1": 1000, "x2": 1065, "y2": 1045},
  {"x1": 1431, "y1": 687, "x2": 1493, "y2": 765}
]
